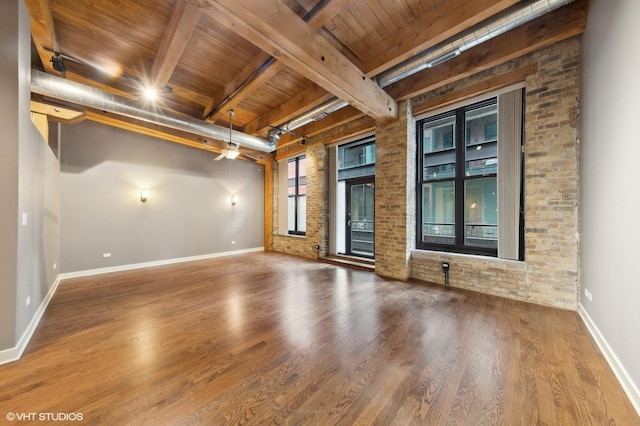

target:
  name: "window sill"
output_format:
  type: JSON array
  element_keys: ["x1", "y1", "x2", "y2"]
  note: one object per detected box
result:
[
  {"x1": 275, "y1": 233, "x2": 306, "y2": 239},
  {"x1": 411, "y1": 249, "x2": 524, "y2": 265}
]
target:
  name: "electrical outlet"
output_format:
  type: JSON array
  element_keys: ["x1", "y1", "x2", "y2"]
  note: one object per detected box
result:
[
  {"x1": 103, "y1": 252, "x2": 112, "y2": 258},
  {"x1": 231, "y1": 241, "x2": 236, "y2": 245},
  {"x1": 53, "y1": 262, "x2": 57, "y2": 271},
  {"x1": 584, "y1": 289, "x2": 592, "y2": 302},
  {"x1": 21, "y1": 212, "x2": 28, "y2": 226},
  {"x1": 26, "y1": 296, "x2": 31, "y2": 306}
]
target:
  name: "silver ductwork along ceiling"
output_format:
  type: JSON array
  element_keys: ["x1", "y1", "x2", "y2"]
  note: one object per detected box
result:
[
  {"x1": 30, "y1": 70, "x2": 277, "y2": 153},
  {"x1": 375, "y1": 0, "x2": 573, "y2": 87},
  {"x1": 31, "y1": 0, "x2": 573, "y2": 149},
  {"x1": 277, "y1": 0, "x2": 574, "y2": 133}
]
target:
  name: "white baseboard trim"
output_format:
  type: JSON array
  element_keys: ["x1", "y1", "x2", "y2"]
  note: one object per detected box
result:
[
  {"x1": 0, "y1": 248, "x2": 264, "y2": 366},
  {"x1": 0, "y1": 276, "x2": 62, "y2": 366},
  {"x1": 578, "y1": 303, "x2": 640, "y2": 417},
  {"x1": 58, "y1": 247, "x2": 265, "y2": 280}
]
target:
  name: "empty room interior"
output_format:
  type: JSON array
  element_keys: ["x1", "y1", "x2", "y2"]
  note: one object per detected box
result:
[{"x1": 1, "y1": 0, "x2": 639, "y2": 424}]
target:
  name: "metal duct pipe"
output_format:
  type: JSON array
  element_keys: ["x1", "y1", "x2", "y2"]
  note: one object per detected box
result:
[
  {"x1": 279, "y1": 0, "x2": 573, "y2": 133},
  {"x1": 282, "y1": 98, "x2": 349, "y2": 132},
  {"x1": 376, "y1": 0, "x2": 573, "y2": 87},
  {"x1": 30, "y1": 70, "x2": 277, "y2": 153}
]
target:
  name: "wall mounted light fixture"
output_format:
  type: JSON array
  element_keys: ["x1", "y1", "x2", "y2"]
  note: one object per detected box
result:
[
  {"x1": 140, "y1": 189, "x2": 149, "y2": 203},
  {"x1": 230, "y1": 195, "x2": 238, "y2": 206}
]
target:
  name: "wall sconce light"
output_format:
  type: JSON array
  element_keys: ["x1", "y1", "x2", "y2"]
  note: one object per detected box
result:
[
  {"x1": 230, "y1": 195, "x2": 238, "y2": 206},
  {"x1": 140, "y1": 189, "x2": 149, "y2": 203}
]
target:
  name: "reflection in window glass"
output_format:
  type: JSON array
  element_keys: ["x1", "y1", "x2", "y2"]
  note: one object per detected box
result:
[
  {"x1": 338, "y1": 142, "x2": 376, "y2": 170},
  {"x1": 423, "y1": 115, "x2": 455, "y2": 154},
  {"x1": 287, "y1": 160, "x2": 296, "y2": 195},
  {"x1": 422, "y1": 181, "x2": 455, "y2": 245},
  {"x1": 465, "y1": 177, "x2": 497, "y2": 248},
  {"x1": 297, "y1": 195, "x2": 306, "y2": 233},
  {"x1": 417, "y1": 97, "x2": 503, "y2": 256},
  {"x1": 465, "y1": 104, "x2": 498, "y2": 177},
  {"x1": 287, "y1": 155, "x2": 306, "y2": 235}
]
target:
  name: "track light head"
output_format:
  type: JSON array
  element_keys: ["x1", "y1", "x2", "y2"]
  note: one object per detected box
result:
[{"x1": 51, "y1": 53, "x2": 66, "y2": 73}]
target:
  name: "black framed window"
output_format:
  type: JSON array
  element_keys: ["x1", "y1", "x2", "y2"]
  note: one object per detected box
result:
[
  {"x1": 287, "y1": 155, "x2": 306, "y2": 235},
  {"x1": 417, "y1": 98, "x2": 500, "y2": 256}
]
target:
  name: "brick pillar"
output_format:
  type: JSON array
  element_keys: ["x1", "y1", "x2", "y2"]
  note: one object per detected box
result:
[
  {"x1": 305, "y1": 141, "x2": 328, "y2": 257},
  {"x1": 524, "y1": 39, "x2": 580, "y2": 308},
  {"x1": 375, "y1": 100, "x2": 415, "y2": 280}
]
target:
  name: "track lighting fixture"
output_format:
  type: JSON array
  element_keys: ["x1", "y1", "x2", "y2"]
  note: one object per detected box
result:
[{"x1": 50, "y1": 53, "x2": 66, "y2": 73}]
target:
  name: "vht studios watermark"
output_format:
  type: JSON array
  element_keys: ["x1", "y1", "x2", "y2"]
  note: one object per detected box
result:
[{"x1": 6, "y1": 412, "x2": 84, "y2": 422}]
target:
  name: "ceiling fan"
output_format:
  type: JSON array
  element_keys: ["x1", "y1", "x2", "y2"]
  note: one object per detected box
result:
[{"x1": 215, "y1": 109, "x2": 241, "y2": 161}]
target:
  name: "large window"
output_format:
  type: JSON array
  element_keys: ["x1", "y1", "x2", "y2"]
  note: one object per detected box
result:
[
  {"x1": 417, "y1": 92, "x2": 523, "y2": 258},
  {"x1": 287, "y1": 155, "x2": 306, "y2": 235}
]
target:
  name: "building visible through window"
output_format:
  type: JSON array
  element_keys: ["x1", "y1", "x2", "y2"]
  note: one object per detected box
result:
[
  {"x1": 417, "y1": 91, "x2": 523, "y2": 259},
  {"x1": 287, "y1": 155, "x2": 306, "y2": 235}
]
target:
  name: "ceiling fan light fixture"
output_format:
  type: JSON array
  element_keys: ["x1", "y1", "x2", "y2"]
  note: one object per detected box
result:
[{"x1": 222, "y1": 147, "x2": 240, "y2": 159}]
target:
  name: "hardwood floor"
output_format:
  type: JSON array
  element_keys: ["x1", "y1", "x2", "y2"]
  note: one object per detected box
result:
[{"x1": 0, "y1": 252, "x2": 637, "y2": 425}]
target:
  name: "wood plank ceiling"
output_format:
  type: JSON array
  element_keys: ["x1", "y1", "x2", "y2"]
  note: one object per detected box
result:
[{"x1": 25, "y1": 0, "x2": 587, "y2": 162}]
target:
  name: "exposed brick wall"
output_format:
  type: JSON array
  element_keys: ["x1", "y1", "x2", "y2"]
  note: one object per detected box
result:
[
  {"x1": 272, "y1": 140, "x2": 327, "y2": 260},
  {"x1": 411, "y1": 251, "x2": 529, "y2": 300},
  {"x1": 271, "y1": 38, "x2": 581, "y2": 310},
  {"x1": 522, "y1": 39, "x2": 580, "y2": 308},
  {"x1": 375, "y1": 100, "x2": 415, "y2": 280},
  {"x1": 409, "y1": 38, "x2": 581, "y2": 310}
]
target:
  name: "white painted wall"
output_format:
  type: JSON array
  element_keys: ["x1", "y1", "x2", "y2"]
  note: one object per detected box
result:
[{"x1": 581, "y1": 0, "x2": 640, "y2": 412}]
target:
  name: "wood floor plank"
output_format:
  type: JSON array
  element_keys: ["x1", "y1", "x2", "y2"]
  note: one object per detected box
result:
[{"x1": 0, "y1": 252, "x2": 637, "y2": 425}]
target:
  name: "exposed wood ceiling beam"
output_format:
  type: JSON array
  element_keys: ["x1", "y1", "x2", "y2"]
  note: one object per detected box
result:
[
  {"x1": 83, "y1": 110, "x2": 273, "y2": 165},
  {"x1": 275, "y1": 115, "x2": 375, "y2": 160},
  {"x1": 24, "y1": 0, "x2": 60, "y2": 76},
  {"x1": 31, "y1": 100, "x2": 85, "y2": 123},
  {"x1": 205, "y1": 52, "x2": 285, "y2": 123},
  {"x1": 150, "y1": 0, "x2": 202, "y2": 89},
  {"x1": 412, "y1": 64, "x2": 537, "y2": 116},
  {"x1": 245, "y1": 0, "x2": 518, "y2": 138},
  {"x1": 305, "y1": 0, "x2": 352, "y2": 32},
  {"x1": 361, "y1": 0, "x2": 521, "y2": 76},
  {"x1": 276, "y1": 105, "x2": 365, "y2": 149},
  {"x1": 242, "y1": 84, "x2": 335, "y2": 136},
  {"x1": 273, "y1": 0, "x2": 586, "y2": 151},
  {"x1": 25, "y1": 0, "x2": 210, "y2": 119},
  {"x1": 203, "y1": 0, "x2": 352, "y2": 124},
  {"x1": 385, "y1": 0, "x2": 587, "y2": 101},
  {"x1": 194, "y1": 0, "x2": 397, "y2": 124}
]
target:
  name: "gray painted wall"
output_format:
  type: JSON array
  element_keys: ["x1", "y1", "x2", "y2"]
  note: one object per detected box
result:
[
  {"x1": 0, "y1": 0, "x2": 22, "y2": 349},
  {"x1": 581, "y1": 0, "x2": 640, "y2": 398},
  {"x1": 0, "y1": 0, "x2": 61, "y2": 351},
  {"x1": 60, "y1": 121, "x2": 264, "y2": 273}
]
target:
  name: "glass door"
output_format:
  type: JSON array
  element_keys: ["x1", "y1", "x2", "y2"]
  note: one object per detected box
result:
[{"x1": 346, "y1": 179, "x2": 375, "y2": 258}]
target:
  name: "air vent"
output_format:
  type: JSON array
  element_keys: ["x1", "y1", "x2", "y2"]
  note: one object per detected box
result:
[{"x1": 428, "y1": 50, "x2": 461, "y2": 68}]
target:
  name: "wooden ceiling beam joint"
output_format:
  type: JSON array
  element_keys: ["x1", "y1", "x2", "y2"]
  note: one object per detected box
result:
[
  {"x1": 197, "y1": 0, "x2": 397, "y2": 124},
  {"x1": 150, "y1": 0, "x2": 202, "y2": 88}
]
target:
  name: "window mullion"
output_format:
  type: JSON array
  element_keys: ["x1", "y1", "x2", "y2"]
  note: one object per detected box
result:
[
  {"x1": 455, "y1": 109, "x2": 465, "y2": 249},
  {"x1": 294, "y1": 160, "x2": 299, "y2": 233}
]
